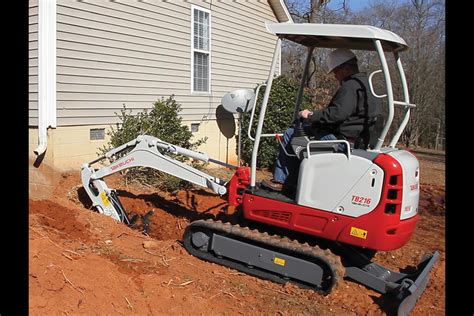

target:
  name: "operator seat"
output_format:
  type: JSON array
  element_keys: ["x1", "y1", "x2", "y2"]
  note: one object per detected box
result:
[{"x1": 353, "y1": 113, "x2": 385, "y2": 150}]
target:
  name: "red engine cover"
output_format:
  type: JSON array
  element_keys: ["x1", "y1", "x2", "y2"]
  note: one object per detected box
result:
[{"x1": 238, "y1": 154, "x2": 418, "y2": 251}]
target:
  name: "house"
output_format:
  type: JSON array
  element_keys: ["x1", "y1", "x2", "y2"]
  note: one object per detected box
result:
[{"x1": 28, "y1": 0, "x2": 292, "y2": 186}]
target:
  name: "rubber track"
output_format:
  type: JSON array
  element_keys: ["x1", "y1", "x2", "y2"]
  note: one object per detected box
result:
[{"x1": 183, "y1": 219, "x2": 345, "y2": 294}]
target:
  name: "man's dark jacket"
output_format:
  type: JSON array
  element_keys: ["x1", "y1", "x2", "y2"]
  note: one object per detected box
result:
[{"x1": 307, "y1": 72, "x2": 382, "y2": 146}]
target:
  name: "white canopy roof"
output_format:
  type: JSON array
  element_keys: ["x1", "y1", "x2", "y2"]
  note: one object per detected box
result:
[{"x1": 265, "y1": 22, "x2": 408, "y2": 52}]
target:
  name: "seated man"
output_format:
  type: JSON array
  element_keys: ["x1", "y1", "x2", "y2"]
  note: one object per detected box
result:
[{"x1": 262, "y1": 48, "x2": 382, "y2": 192}]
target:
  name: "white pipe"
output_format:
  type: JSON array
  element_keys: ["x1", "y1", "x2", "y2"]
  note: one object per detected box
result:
[
  {"x1": 34, "y1": 0, "x2": 57, "y2": 156},
  {"x1": 373, "y1": 40, "x2": 395, "y2": 151},
  {"x1": 250, "y1": 38, "x2": 281, "y2": 187}
]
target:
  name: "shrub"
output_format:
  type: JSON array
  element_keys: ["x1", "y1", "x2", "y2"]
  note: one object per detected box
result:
[
  {"x1": 240, "y1": 75, "x2": 311, "y2": 168},
  {"x1": 100, "y1": 95, "x2": 206, "y2": 191}
]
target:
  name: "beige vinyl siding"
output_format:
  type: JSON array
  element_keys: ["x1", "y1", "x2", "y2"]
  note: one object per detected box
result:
[
  {"x1": 29, "y1": 0, "x2": 39, "y2": 126},
  {"x1": 54, "y1": 0, "x2": 279, "y2": 126},
  {"x1": 210, "y1": 2, "x2": 280, "y2": 101}
]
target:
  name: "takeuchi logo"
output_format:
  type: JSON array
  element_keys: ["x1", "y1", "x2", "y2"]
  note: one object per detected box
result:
[{"x1": 111, "y1": 157, "x2": 135, "y2": 171}]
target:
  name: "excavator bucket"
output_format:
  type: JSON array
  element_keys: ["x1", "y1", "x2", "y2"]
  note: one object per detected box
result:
[{"x1": 345, "y1": 251, "x2": 440, "y2": 316}]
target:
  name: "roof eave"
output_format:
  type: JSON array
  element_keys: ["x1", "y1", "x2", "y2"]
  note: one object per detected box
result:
[{"x1": 268, "y1": 0, "x2": 294, "y2": 23}]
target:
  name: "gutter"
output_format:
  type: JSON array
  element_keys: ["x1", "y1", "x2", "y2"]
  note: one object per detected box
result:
[{"x1": 34, "y1": 0, "x2": 57, "y2": 156}]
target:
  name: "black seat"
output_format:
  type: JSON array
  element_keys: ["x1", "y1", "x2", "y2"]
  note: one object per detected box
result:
[{"x1": 353, "y1": 113, "x2": 385, "y2": 150}]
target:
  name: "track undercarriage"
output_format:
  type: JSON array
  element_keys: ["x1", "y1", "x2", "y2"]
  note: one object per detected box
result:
[
  {"x1": 182, "y1": 216, "x2": 439, "y2": 316},
  {"x1": 183, "y1": 219, "x2": 345, "y2": 294}
]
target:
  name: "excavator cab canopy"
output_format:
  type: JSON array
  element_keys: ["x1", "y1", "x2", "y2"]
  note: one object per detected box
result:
[{"x1": 265, "y1": 22, "x2": 408, "y2": 52}]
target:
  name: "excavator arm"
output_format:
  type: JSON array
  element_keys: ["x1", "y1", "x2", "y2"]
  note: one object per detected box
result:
[{"x1": 81, "y1": 135, "x2": 228, "y2": 222}]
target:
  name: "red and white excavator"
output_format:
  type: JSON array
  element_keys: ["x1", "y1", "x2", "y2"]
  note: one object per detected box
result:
[{"x1": 81, "y1": 22, "x2": 439, "y2": 316}]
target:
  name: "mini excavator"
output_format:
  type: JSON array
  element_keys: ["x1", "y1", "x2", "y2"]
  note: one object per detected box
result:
[{"x1": 81, "y1": 22, "x2": 439, "y2": 316}]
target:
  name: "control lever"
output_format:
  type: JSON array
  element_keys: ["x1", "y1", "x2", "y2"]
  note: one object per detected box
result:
[{"x1": 293, "y1": 117, "x2": 308, "y2": 138}]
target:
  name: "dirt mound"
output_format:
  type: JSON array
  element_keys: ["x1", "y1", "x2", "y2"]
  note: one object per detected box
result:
[
  {"x1": 419, "y1": 185, "x2": 445, "y2": 216},
  {"x1": 29, "y1": 161, "x2": 445, "y2": 315},
  {"x1": 30, "y1": 200, "x2": 93, "y2": 242}
]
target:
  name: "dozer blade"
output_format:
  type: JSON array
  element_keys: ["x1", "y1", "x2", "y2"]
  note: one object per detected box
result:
[
  {"x1": 345, "y1": 251, "x2": 440, "y2": 316},
  {"x1": 395, "y1": 251, "x2": 440, "y2": 316}
]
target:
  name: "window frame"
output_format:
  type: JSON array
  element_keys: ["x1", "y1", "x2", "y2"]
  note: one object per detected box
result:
[{"x1": 190, "y1": 5, "x2": 212, "y2": 94}]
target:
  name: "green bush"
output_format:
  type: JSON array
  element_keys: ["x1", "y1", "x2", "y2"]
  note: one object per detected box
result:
[
  {"x1": 100, "y1": 95, "x2": 206, "y2": 191},
  {"x1": 240, "y1": 75, "x2": 311, "y2": 168}
]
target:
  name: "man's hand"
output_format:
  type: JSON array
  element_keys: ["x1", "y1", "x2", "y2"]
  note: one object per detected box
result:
[{"x1": 298, "y1": 109, "x2": 313, "y2": 119}]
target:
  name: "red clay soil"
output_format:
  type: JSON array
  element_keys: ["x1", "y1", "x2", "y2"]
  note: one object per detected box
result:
[{"x1": 29, "y1": 151, "x2": 445, "y2": 315}]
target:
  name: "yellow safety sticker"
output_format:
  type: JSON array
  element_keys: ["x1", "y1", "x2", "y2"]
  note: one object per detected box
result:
[
  {"x1": 350, "y1": 227, "x2": 368, "y2": 239},
  {"x1": 273, "y1": 257, "x2": 286, "y2": 266},
  {"x1": 100, "y1": 192, "x2": 111, "y2": 206}
]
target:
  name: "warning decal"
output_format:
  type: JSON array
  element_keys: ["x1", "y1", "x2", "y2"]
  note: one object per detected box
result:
[
  {"x1": 273, "y1": 257, "x2": 286, "y2": 266},
  {"x1": 100, "y1": 192, "x2": 111, "y2": 206},
  {"x1": 350, "y1": 227, "x2": 368, "y2": 239}
]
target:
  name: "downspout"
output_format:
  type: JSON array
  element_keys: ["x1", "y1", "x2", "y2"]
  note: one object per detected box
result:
[{"x1": 34, "y1": 0, "x2": 57, "y2": 156}]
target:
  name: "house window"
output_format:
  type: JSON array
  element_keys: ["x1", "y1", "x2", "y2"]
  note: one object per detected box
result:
[
  {"x1": 191, "y1": 6, "x2": 211, "y2": 93},
  {"x1": 90, "y1": 128, "x2": 105, "y2": 140},
  {"x1": 191, "y1": 123, "x2": 200, "y2": 132}
]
